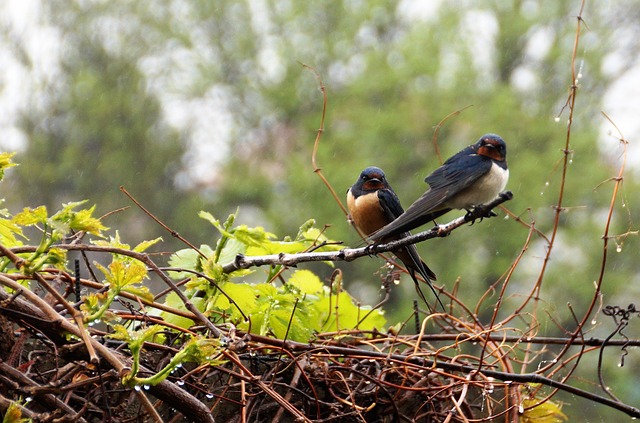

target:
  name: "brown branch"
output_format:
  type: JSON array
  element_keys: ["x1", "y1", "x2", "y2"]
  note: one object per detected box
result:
[
  {"x1": 431, "y1": 105, "x2": 474, "y2": 164},
  {"x1": 119, "y1": 185, "x2": 207, "y2": 259},
  {"x1": 224, "y1": 191, "x2": 513, "y2": 273},
  {"x1": 0, "y1": 282, "x2": 216, "y2": 422},
  {"x1": 246, "y1": 332, "x2": 640, "y2": 419},
  {"x1": 301, "y1": 62, "x2": 349, "y2": 217}
]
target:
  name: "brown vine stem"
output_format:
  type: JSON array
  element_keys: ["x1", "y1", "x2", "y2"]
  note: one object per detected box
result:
[
  {"x1": 221, "y1": 350, "x2": 311, "y2": 422},
  {"x1": 246, "y1": 332, "x2": 640, "y2": 419},
  {"x1": 591, "y1": 113, "x2": 629, "y2": 402},
  {"x1": 0, "y1": 277, "x2": 216, "y2": 422},
  {"x1": 0, "y1": 274, "x2": 158, "y2": 422},
  {"x1": 301, "y1": 62, "x2": 349, "y2": 217},
  {"x1": 431, "y1": 104, "x2": 473, "y2": 164},
  {"x1": 0, "y1": 244, "x2": 99, "y2": 363},
  {"x1": 7, "y1": 242, "x2": 224, "y2": 339},
  {"x1": 527, "y1": 0, "x2": 584, "y2": 313},
  {"x1": 120, "y1": 185, "x2": 207, "y2": 259},
  {"x1": 517, "y1": 0, "x2": 587, "y2": 383}
]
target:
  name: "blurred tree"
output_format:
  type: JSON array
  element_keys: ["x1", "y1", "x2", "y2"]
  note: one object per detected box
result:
[{"x1": 11, "y1": 2, "x2": 206, "y2": 243}]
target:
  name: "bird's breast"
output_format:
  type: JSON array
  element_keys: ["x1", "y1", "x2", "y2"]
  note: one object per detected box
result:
[
  {"x1": 445, "y1": 164, "x2": 509, "y2": 209},
  {"x1": 347, "y1": 192, "x2": 389, "y2": 236}
]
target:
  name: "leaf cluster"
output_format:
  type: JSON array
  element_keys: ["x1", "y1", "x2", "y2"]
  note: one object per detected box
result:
[{"x1": 163, "y1": 212, "x2": 385, "y2": 342}]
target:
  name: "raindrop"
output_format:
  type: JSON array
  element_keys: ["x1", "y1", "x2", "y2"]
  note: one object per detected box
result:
[
  {"x1": 569, "y1": 159, "x2": 573, "y2": 165},
  {"x1": 519, "y1": 404, "x2": 524, "y2": 413},
  {"x1": 616, "y1": 245, "x2": 622, "y2": 253},
  {"x1": 554, "y1": 117, "x2": 560, "y2": 122},
  {"x1": 540, "y1": 191, "x2": 544, "y2": 196},
  {"x1": 25, "y1": 397, "x2": 33, "y2": 403},
  {"x1": 545, "y1": 181, "x2": 549, "y2": 187},
  {"x1": 622, "y1": 203, "x2": 626, "y2": 208},
  {"x1": 134, "y1": 385, "x2": 141, "y2": 392},
  {"x1": 577, "y1": 73, "x2": 583, "y2": 79},
  {"x1": 143, "y1": 385, "x2": 150, "y2": 390},
  {"x1": 618, "y1": 363, "x2": 623, "y2": 367},
  {"x1": 206, "y1": 393, "x2": 214, "y2": 399},
  {"x1": 176, "y1": 363, "x2": 183, "y2": 368},
  {"x1": 177, "y1": 380, "x2": 185, "y2": 386},
  {"x1": 591, "y1": 319, "x2": 597, "y2": 325}
]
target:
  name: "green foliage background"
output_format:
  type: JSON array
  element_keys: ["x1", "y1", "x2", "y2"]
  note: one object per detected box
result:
[{"x1": 2, "y1": 1, "x2": 640, "y2": 419}]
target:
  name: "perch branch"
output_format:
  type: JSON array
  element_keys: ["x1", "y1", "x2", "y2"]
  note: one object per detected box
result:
[{"x1": 224, "y1": 191, "x2": 513, "y2": 273}]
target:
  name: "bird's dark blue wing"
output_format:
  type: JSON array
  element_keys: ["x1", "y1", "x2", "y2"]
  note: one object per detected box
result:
[
  {"x1": 371, "y1": 148, "x2": 492, "y2": 239},
  {"x1": 377, "y1": 188, "x2": 405, "y2": 221},
  {"x1": 423, "y1": 151, "x2": 493, "y2": 201}
]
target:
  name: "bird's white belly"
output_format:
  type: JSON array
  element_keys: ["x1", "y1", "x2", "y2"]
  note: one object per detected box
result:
[{"x1": 446, "y1": 164, "x2": 509, "y2": 209}]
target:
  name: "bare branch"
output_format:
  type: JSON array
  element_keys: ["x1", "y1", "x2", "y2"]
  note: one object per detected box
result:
[{"x1": 224, "y1": 191, "x2": 513, "y2": 273}]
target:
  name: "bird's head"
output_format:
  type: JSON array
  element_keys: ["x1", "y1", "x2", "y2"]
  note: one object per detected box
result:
[{"x1": 475, "y1": 134, "x2": 507, "y2": 162}]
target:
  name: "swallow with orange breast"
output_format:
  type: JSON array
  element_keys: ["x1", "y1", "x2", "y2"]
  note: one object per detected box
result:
[
  {"x1": 370, "y1": 134, "x2": 509, "y2": 241},
  {"x1": 347, "y1": 166, "x2": 443, "y2": 311}
]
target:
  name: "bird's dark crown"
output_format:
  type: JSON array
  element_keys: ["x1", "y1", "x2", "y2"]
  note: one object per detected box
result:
[
  {"x1": 357, "y1": 166, "x2": 388, "y2": 192},
  {"x1": 475, "y1": 134, "x2": 507, "y2": 162},
  {"x1": 360, "y1": 166, "x2": 386, "y2": 181}
]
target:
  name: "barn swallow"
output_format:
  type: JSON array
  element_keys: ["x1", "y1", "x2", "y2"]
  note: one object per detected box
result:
[
  {"x1": 370, "y1": 134, "x2": 508, "y2": 241},
  {"x1": 347, "y1": 166, "x2": 443, "y2": 310}
]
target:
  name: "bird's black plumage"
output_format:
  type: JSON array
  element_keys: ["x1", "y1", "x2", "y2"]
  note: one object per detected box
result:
[
  {"x1": 370, "y1": 134, "x2": 509, "y2": 241},
  {"x1": 347, "y1": 166, "x2": 443, "y2": 311}
]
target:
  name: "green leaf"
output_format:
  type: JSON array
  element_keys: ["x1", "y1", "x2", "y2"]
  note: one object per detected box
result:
[
  {"x1": 0, "y1": 152, "x2": 17, "y2": 181},
  {"x1": 233, "y1": 225, "x2": 276, "y2": 248},
  {"x1": 168, "y1": 245, "x2": 214, "y2": 278},
  {"x1": 157, "y1": 291, "x2": 200, "y2": 329},
  {"x1": 521, "y1": 385, "x2": 568, "y2": 423},
  {"x1": 0, "y1": 218, "x2": 25, "y2": 245},
  {"x1": 97, "y1": 260, "x2": 148, "y2": 289},
  {"x1": 319, "y1": 291, "x2": 386, "y2": 333},
  {"x1": 121, "y1": 284, "x2": 154, "y2": 302},
  {"x1": 13, "y1": 206, "x2": 48, "y2": 226},
  {"x1": 93, "y1": 231, "x2": 130, "y2": 250},
  {"x1": 217, "y1": 238, "x2": 246, "y2": 266},
  {"x1": 3, "y1": 400, "x2": 30, "y2": 423},
  {"x1": 133, "y1": 237, "x2": 162, "y2": 253},
  {"x1": 212, "y1": 282, "x2": 257, "y2": 317},
  {"x1": 52, "y1": 201, "x2": 108, "y2": 236},
  {"x1": 108, "y1": 324, "x2": 164, "y2": 348},
  {"x1": 288, "y1": 269, "x2": 324, "y2": 295}
]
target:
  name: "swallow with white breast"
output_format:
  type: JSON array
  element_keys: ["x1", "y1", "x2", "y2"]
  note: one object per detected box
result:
[{"x1": 370, "y1": 134, "x2": 509, "y2": 241}]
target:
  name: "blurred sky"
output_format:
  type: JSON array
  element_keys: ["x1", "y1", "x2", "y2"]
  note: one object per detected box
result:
[{"x1": 1, "y1": 0, "x2": 638, "y2": 182}]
